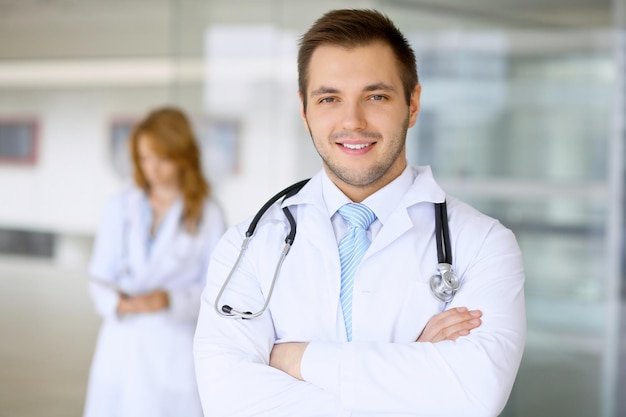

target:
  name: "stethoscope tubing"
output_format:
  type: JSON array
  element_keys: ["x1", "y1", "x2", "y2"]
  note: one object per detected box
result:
[
  {"x1": 215, "y1": 179, "x2": 460, "y2": 319},
  {"x1": 435, "y1": 201, "x2": 452, "y2": 265},
  {"x1": 214, "y1": 179, "x2": 309, "y2": 319},
  {"x1": 214, "y1": 238, "x2": 292, "y2": 319}
]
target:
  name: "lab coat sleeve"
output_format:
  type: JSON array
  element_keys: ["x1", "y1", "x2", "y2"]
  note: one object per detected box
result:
[
  {"x1": 88, "y1": 282, "x2": 121, "y2": 320},
  {"x1": 88, "y1": 194, "x2": 126, "y2": 320},
  {"x1": 301, "y1": 224, "x2": 526, "y2": 417},
  {"x1": 168, "y1": 201, "x2": 227, "y2": 321},
  {"x1": 194, "y1": 226, "x2": 342, "y2": 417}
]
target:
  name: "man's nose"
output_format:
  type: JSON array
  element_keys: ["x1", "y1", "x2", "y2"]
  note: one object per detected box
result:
[{"x1": 341, "y1": 101, "x2": 366, "y2": 131}]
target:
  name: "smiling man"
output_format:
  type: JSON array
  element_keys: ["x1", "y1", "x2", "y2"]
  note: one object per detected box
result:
[
  {"x1": 302, "y1": 41, "x2": 418, "y2": 202},
  {"x1": 194, "y1": 9, "x2": 526, "y2": 417}
]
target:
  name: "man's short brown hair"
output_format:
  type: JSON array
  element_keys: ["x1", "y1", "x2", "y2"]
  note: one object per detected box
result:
[{"x1": 298, "y1": 9, "x2": 418, "y2": 111}]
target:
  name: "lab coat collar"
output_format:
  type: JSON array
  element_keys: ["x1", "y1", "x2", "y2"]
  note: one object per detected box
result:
[
  {"x1": 280, "y1": 165, "x2": 447, "y2": 260},
  {"x1": 281, "y1": 171, "x2": 326, "y2": 210},
  {"x1": 402, "y1": 165, "x2": 446, "y2": 206},
  {"x1": 281, "y1": 164, "x2": 446, "y2": 211}
]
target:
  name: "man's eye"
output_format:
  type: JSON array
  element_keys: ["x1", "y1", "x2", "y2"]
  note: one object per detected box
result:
[
  {"x1": 370, "y1": 95, "x2": 386, "y2": 101},
  {"x1": 319, "y1": 97, "x2": 335, "y2": 103}
]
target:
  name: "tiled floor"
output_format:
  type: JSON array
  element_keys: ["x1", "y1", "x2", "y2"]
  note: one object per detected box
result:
[{"x1": 0, "y1": 255, "x2": 100, "y2": 417}]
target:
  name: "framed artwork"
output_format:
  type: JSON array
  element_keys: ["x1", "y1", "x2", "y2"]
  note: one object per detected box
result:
[
  {"x1": 109, "y1": 117, "x2": 137, "y2": 179},
  {"x1": 0, "y1": 118, "x2": 38, "y2": 165},
  {"x1": 194, "y1": 117, "x2": 240, "y2": 180}
]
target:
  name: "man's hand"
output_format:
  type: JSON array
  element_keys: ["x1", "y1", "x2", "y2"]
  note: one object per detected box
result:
[
  {"x1": 117, "y1": 289, "x2": 170, "y2": 314},
  {"x1": 417, "y1": 307, "x2": 482, "y2": 342},
  {"x1": 269, "y1": 342, "x2": 309, "y2": 380}
]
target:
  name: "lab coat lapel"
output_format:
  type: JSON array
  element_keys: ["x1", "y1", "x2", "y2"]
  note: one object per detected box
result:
[
  {"x1": 145, "y1": 199, "x2": 183, "y2": 275},
  {"x1": 368, "y1": 166, "x2": 446, "y2": 256},
  {"x1": 283, "y1": 174, "x2": 342, "y2": 299},
  {"x1": 298, "y1": 205, "x2": 339, "y2": 271},
  {"x1": 368, "y1": 207, "x2": 414, "y2": 255},
  {"x1": 126, "y1": 191, "x2": 150, "y2": 278}
]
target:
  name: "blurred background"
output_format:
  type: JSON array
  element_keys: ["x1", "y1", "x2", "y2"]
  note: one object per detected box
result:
[{"x1": 0, "y1": 0, "x2": 624, "y2": 416}]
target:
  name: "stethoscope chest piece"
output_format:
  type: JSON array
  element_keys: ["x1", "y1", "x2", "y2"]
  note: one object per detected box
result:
[{"x1": 429, "y1": 263, "x2": 460, "y2": 303}]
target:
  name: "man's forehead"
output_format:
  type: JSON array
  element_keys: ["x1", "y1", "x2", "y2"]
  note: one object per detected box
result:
[{"x1": 306, "y1": 44, "x2": 401, "y2": 92}]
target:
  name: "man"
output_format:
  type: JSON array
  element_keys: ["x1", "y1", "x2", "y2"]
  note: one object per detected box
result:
[{"x1": 194, "y1": 9, "x2": 525, "y2": 417}]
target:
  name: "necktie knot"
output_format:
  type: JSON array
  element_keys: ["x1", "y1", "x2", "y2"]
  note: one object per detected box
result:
[{"x1": 338, "y1": 203, "x2": 376, "y2": 230}]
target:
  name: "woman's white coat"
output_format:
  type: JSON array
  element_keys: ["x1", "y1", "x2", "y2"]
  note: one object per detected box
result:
[{"x1": 84, "y1": 187, "x2": 225, "y2": 417}]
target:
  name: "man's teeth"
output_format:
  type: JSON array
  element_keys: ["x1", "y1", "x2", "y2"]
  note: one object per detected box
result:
[{"x1": 342, "y1": 143, "x2": 370, "y2": 150}]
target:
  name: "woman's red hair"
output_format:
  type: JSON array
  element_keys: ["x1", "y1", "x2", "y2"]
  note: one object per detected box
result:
[{"x1": 129, "y1": 107, "x2": 210, "y2": 234}]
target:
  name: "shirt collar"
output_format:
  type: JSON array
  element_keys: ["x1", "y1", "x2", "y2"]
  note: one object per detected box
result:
[{"x1": 321, "y1": 165, "x2": 414, "y2": 226}]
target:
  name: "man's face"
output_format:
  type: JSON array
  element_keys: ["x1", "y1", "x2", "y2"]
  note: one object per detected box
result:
[{"x1": 300, "y1": 42, "x2": 421, "y2": 202}]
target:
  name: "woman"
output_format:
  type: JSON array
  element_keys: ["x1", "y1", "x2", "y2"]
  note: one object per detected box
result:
[{"x1": 84, "y1": 107, "x2": 226, "y2": 417}]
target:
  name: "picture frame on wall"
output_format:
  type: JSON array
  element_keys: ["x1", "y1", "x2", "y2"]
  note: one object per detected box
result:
[
  {"x1": 0, "y1": 118, "x2": 39, "y2": 165},
  {"x1": 193, "y1": 116, "x2": 239, "y2": 181},
  {"x1": 109, "y1": 117, "x2": 137, "y2": 179}
]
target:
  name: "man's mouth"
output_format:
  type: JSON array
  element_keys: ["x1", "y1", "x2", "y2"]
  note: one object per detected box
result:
[{"x1": 341, "y1": 143, "x2": 372, "y2": 150}]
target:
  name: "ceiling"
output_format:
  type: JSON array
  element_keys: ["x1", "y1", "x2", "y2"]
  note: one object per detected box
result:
[{"x1": 0, "y1": 0, "x2": 614, "y2": 60}]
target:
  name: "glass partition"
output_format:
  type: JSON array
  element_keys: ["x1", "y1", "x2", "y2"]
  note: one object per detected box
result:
[{"x1": 395, "y1": 10, "x2": 616, "y2": 416}]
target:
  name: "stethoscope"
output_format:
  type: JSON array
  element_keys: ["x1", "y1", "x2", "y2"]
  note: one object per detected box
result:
[{"x1": 214, "y1": 179, "x2": 460, "y2": 320}]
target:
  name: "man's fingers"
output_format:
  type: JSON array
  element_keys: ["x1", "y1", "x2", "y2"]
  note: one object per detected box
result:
[
  {"x1": 433, "y1": 308, "x2": 481, "y2": 327},
  {"x1": 438, "y1": 316, "x2": 482, "y2": 341},
  {"x1": 418, "y1": 307, "x2": 483, "y2": 342}
]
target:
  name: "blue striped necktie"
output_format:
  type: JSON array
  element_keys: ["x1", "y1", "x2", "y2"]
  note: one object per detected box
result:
[{"x1": 337, "y1": 203, "x2": 376, "y2": 342}]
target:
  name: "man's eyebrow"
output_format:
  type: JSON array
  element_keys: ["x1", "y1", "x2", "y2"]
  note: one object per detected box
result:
[
  {"x1": 310, "y1": 83, "x2": 396, "y2": 96},
  {"x1": 364, "y1": 82, "x2": 396, "y2": 92},
  {"x1": 310, "y1": 86, "x2": 339, "y2": 96}
]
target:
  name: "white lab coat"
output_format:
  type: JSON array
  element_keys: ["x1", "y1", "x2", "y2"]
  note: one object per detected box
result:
[
  {"x1": 194, "y1": 165, "x2": 526, "y2": 417},
  {"x1": 84, "y1": 187, "x2": 226, "y2": 417}
]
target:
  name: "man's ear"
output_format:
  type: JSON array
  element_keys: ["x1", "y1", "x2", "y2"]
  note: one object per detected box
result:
[
  {"x1": 408, "y1": 84, "x2": 422, "y2": 128},
  {"x1": 298, "y1": 91, "x2": 309, "y2": 132}
]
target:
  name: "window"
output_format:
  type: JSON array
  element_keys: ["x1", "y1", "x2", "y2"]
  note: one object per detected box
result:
[{"x1": 0, "y1": 119, "x2": 38, "y2": 164}]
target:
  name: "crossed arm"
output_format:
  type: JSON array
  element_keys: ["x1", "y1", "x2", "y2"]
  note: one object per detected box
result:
[
  {"x1": 116, "y1": 289, "x2": 170, "y2": 314},
  {"x1": 270, "y1": 307, "x2": 482, "y2": 380}
]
